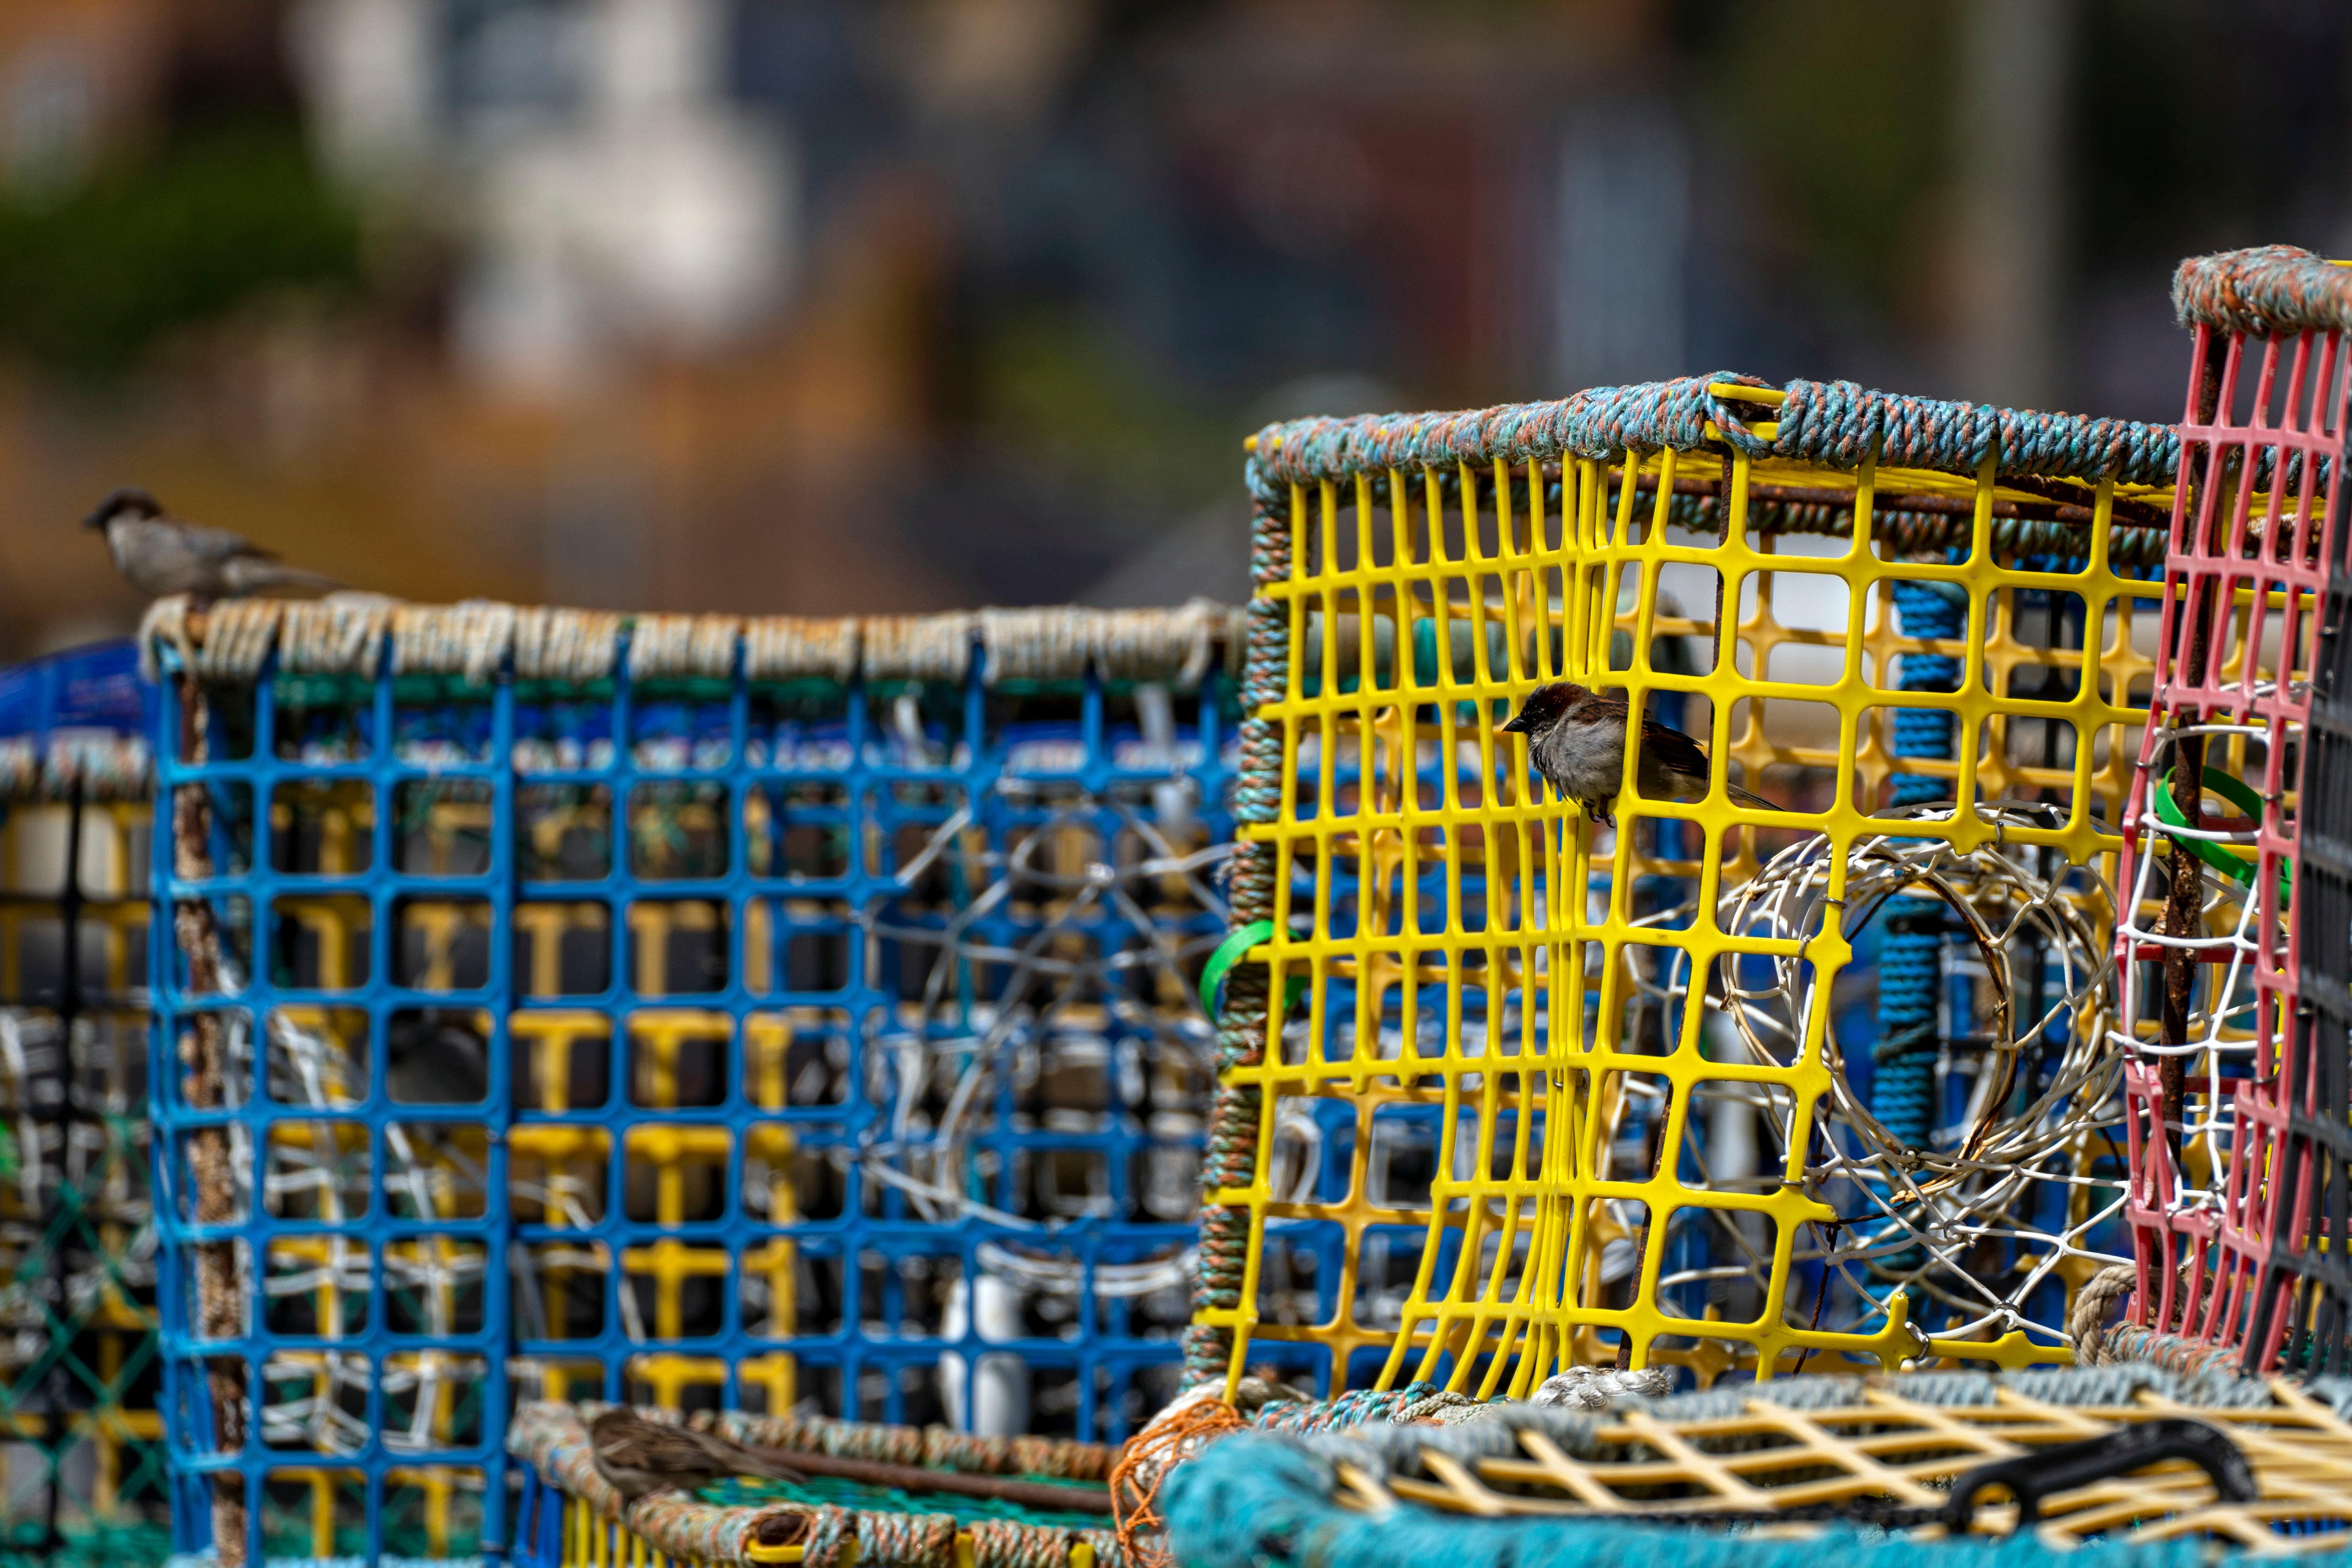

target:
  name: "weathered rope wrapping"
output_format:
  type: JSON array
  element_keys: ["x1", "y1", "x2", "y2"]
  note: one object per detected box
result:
[
  {"x1": 0, "y1": 735, "x2": 152, "y2": 803},
  {"x1": 2094, "y1": 1324, "x2": 2257, "y2": 1379},
  {"x1": 1162, "y1": 1362, "x2": 2352, "y2": 1568},
  {"x1": 191, "y1": 599, "x2": 283, "y2": 682},
  {"x1": 2174, "y1": 243, "x2": 2352, "y2": 338},
  {"x1": 864, "y1": 613, "x2": 978, "y2": 685},
  {"x1": 513, "y1": 607, "x2": 623, "y2": 682},
  {"x1": 1870, "y1": 579, "x2": 1964, "y2": 1150},
  {"x1": 1247, "y1": 373, "x2": 2178, "y2": 498},
  {"x1": 142, "y1": 599, "x2": 1246, "y2": 695},
  {"x1": 1768, "y1": 381, "x2": 2175, "y2": 484},
  {"x1": 1168, "y1": 1433, "x2": 2239, "y2": 1568},
  {"x1": 511, "y1": 1401, "x2": 794, "y2": 1563},
  {"x1": 629, "y1": 612, "x2": 744, "y2": 680},
  {"x1": 391, "y1": 600, "x2": 517, "y2": 685},
  {"x1": 1527, "y1": 1365, "x2": 1677, "y2": 1411},
  {"x1": 693, "y1": 1405, "x2": 1113, "y2": 1479},
  {"x1": 1095, "y1": 599, "x2": 1239, "y2": 690},
  {"x1": 279, "y1": 595, "x2": 394, "y2": 675},
  {"x1": 1182, "y1": 481, "x2": 1291, "y2": 1388},
  {"x1": 982, "y1": 601, "x2": 1238, "y2": 689},
  {"x1": 511, "y1": 1401, "x2": 1122, "y2": 1568},
  {"x1": 981, "y1": 607, "x2": 1098, "y2": 685},
  {"x1": 2068, "y1": 1261, "x2": 2140, "y2": 1364},
  {"x1": 744, "y1": 615, "x2": 862, "y2": 682}
]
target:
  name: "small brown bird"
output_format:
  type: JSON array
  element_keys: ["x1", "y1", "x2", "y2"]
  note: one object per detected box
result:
[
  {"x1": 1501, "y1": 681, "x2": 1775, "y2": 826},
  {"x1": 588, "y1": 1408, "x2": 808, "y2": 1498},
  {"x1": 85, "y1": 487, "x2": 339, "y2": 600}
]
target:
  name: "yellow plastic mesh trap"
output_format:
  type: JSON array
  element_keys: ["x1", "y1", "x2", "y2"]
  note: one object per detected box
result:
[{"x1": 1188, "y1": 376, "x2": 2178, "y2": 1397}]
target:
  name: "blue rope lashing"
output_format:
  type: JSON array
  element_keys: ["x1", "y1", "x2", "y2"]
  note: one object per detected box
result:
[{"x1": 1874, "y1": 579, "x2": 1964, "y2": 1149}]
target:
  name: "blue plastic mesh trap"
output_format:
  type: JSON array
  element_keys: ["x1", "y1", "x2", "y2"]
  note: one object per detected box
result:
[{"x1": 149, "y1": 601, "x2": 1238, "y2": 1563}]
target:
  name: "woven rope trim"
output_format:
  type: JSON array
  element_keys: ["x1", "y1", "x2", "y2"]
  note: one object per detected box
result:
[
  {"x1": 143, "y1": 596, "x2": 1248, "y2": 689},
  {"x1": 515, "y1": 607, "x2": 624, "y2": 682},
  {"x1": 745, "y1": 615, "x2": 861, "y2": 682},
  {"x1": 390, "y1": 600, "x2": 518, "y2": 684},
  {"x1": 509, "y1": 1400, "x2": 1122, "y2": 1568},
  {"x1": 862, "y1": 613, "x2": 978, "y2": 684},
  {"x1": 1245, "y1": 373, "x2": 2178, "y2": 500},
  {"x1": 2174, "y1": 244, "x2": 2352, "y2": 338}
]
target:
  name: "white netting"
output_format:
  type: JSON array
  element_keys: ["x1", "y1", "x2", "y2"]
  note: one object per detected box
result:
[
  {"x1": 2107, "y1": 720, "x2": 2279, "y2": 1218},
  {"x1": 259, "y1": 1011, "x2": 489, "y2": 1459},
  {"x1": 1617, "y1": 803, "x2": 2126, "y2": 1350}
]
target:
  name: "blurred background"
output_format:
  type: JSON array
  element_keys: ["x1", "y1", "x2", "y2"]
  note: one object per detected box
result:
[{"x1": 0, "y1": 0, "x2": 2343, "y2": 661}]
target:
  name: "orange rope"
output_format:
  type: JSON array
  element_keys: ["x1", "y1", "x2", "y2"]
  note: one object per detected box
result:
[{"x1": 1111, "y1": 1398, "x2": 1248, "y2": 1568}]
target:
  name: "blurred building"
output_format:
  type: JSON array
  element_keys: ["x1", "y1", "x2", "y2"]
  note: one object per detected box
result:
[{"x1": 0, "y1": 0, "x2": 2350, "y2": 662}]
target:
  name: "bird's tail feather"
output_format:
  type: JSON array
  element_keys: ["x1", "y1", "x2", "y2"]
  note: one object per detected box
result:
[
  {"x1": 224, "y1": 559, "x2": 341, "y2": 595},
  {"x1": 1723, "y1": 781, "x2": 1778, "y2": 811}
]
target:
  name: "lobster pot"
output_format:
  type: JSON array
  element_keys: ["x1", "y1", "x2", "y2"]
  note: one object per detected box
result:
[
  {"x1": 507, "y1": 1401, "x2": 1120, "y2": 1568},
  {"x1": 1160, "y1": 1363, "x2": 2352, "y2": 1568},
  {"x1": 0, "y1": 641, "x2": 163, "y2": 1566},
  {"x1": 2289, "y1": 566, "x2": 2352, "y2": 1374},
  {"x1": 1186, "y1": 373, "x2": 2177, "y2": 1399},
  {"x1": 150, "y1": 598, "x2": 1241, "y2": 1565},
  {"x1": 2114, "y1": 247, "x2": 2352, "y2": 1377}
]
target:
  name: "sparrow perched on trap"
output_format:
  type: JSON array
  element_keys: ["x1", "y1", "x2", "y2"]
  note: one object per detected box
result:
[
  {"x1": 1502, "y1": 681, "x2": 1774, "y2": 826},
  {"x1": 85, "y1": 486, "x2": 340, "y2": 600},
  {"x1": 588, "y1": 1408, "x2": 808, "y2": 1498}
]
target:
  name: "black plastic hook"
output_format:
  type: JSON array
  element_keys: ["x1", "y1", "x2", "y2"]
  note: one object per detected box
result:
[{"x1": 1940, "y1": 1417, "x2": 2256, "y2": 1534}]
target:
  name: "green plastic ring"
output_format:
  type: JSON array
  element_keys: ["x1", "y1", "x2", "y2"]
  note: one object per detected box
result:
[
  {"x1": 2151, "y1": 766, "x2": 2291, "y2": 911},
  {"x1": 1200, "y1": 919, "x2": 1309, "y2": 1018}
]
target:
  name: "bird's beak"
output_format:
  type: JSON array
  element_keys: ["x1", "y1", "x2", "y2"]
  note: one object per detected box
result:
[{"x1": 1499, "y1": 713, "x2": 1528, "y2": 734}]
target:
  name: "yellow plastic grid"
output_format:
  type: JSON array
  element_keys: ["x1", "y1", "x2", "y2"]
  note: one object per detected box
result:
[
  {"x1": 1331, "y1": 1377, "x2": 2352, "y2": 1551},
  {"x1": 1207, "y1": 384, "x2": 2168, "y2": 1394}
]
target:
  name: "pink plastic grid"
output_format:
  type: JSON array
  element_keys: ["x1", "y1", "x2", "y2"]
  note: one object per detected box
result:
[{"x1": 2119, "y1": 303, "x2": 2347, "y2": 1372}]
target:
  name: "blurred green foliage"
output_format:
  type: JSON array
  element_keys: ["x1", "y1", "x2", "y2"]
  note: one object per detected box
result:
[
  {"x1": 976, "y1": 307, "x2": 1237, "y2": 507},
  {"x1": 0, "y1": 118, "x2": 361, "y2": 379},
  {"x1": 1687, "y1": 0, "x2": 1957, "y2": 312}
]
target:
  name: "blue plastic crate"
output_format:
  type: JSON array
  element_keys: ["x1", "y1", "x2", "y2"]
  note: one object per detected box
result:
[{"x1": 150, "y1": 601, "x2": 1239, "y2": 1563}]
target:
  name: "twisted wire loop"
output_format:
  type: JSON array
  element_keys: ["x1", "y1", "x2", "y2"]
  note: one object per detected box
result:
[
  {"x1": 1182, "y1": 482, "x2": 1291, "y2": 1389},
  {"x1": 1248, "y1": 373, "x2": 2178, "y2": 494},
  {"x1": 2173, "y1": 243, "x2": 2352, "y2": 337},
  {"x1": 0, "y1": 734, "x2": 152, "y2": 801},
  {"x1": 744, "y1": 614, "x2": 862, "y2": 682},
  {"x1": 1689, "y1": 804, "x2": 2122, "y2": 1348},
  {"x1": 514, "y1": 606, "x2": 624, "y2": 682},
  {"x1": 511, "y1": 1401, "x2": 1121, "y2": 1568}
]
